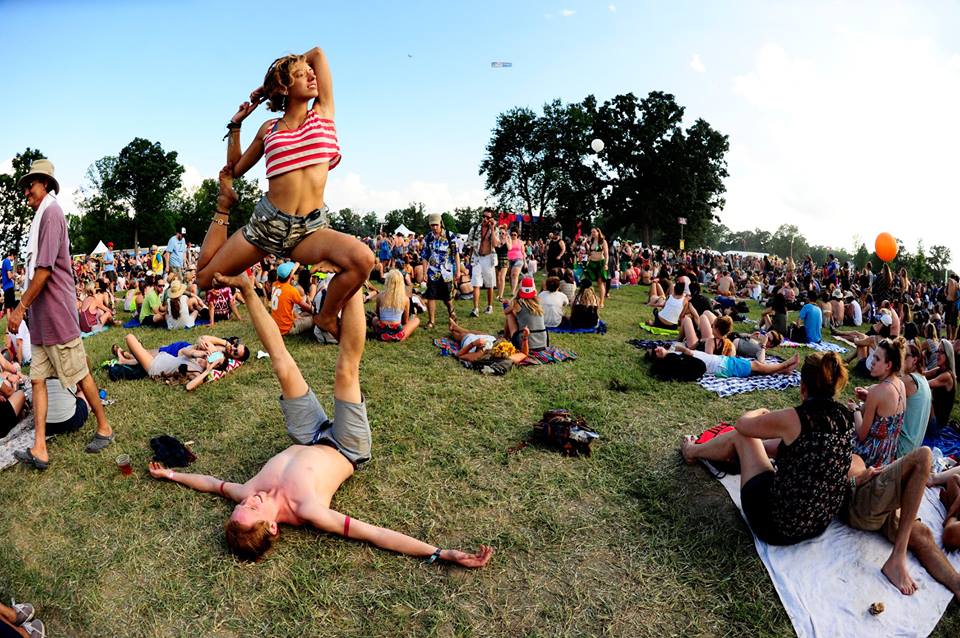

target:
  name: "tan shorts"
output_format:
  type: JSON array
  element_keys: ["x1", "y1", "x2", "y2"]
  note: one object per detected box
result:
[
  {"x1": 845, "y1": 455, "x2": 904, "y2": 540},
  {"x1": 30, "y1": 337, "x2": 90, "y2": 388}
]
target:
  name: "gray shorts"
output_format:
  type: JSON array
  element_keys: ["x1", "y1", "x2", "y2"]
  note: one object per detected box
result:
[
  {"x1": 280, "y1": 389, "x2": 371, "y2": 468},
  {"x1": 242, "y1": 195, "x2": 330, "y2": 256}
]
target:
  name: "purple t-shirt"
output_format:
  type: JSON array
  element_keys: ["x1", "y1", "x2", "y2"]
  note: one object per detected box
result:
[{"x1": 28, "y1": 200, "x2": 81, "y2": 345}]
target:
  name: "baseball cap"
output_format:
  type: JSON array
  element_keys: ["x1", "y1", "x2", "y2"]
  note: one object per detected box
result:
[
  {"x1": 180, "y1": 227, "x2": 186, "y2": 234},
  {"x1": 277, "y1": 262, "x2": 295, "y2": 280}
]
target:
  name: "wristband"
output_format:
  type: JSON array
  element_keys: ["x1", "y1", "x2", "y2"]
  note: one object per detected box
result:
[
  {"x1": 425, "y1": 548, "x2": 442, "y2": 564},
  {"x1": 227, "y1": 121, "x2": 242, "y2": 130}
]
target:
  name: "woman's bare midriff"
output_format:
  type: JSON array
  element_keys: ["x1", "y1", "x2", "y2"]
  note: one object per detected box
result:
[{"x1": 266, "y1": 163, "x2": 330, "y2": 215}]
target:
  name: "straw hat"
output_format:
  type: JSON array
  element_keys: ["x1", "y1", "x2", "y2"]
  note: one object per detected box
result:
[
  {"x1": 17, "y1": 159, "x2": 60, "y2": 194},
  {"x1": 168, "y1": 281, "x2": 186, "y2": 299}
]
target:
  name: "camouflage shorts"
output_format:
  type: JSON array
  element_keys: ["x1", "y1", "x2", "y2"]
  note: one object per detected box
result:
[{"x1": 242, "y1": 195, "x2": 330, "y2": 256}]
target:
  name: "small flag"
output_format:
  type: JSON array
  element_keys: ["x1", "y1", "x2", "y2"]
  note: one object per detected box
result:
[{"x1": 491, "y1": 61, "x2": 513, "y2": 68}]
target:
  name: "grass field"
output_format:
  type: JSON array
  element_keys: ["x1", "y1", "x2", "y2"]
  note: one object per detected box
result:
[{"x1": 1, "y1": 283, "x2": 959, "y2": 637}]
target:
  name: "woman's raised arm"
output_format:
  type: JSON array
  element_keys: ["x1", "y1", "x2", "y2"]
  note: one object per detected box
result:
[{"x1": 305, "y1": 47, "x2": 334, "y2": 119}]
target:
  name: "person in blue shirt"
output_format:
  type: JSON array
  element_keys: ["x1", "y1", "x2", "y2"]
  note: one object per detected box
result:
[
  {"x1": 102, "y1": 241, "x2": 117, "y2": 289},
  {"x1": 1, "y1": 250, "x2": 15, "y2": 317},
  {"x1": 165, "y1": 228, "x2": 188, "y2": 275},
  {"x1": 790, "y1": 297, "x2": 823, "y2": 343}
]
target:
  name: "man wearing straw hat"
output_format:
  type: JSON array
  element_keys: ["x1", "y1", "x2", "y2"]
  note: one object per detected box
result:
[{"x1": 8, "y1": 159, "x2": 114, "y2": 470}]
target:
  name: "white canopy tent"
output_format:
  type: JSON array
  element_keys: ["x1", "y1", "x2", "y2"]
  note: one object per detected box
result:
[
  {"x1": 90, "y1": 240, "x2": 109, "y2": 255},
  {"x1": 393, "y1": 224, "x2": 414, "y2": 236}
]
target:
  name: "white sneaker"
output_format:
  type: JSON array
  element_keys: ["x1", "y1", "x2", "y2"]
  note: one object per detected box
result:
[
  {"x1": 484, "y1": 305, "x2": 493, "y2": 314},
  {"x1": 469, "y1": 308, "x2": 479, "y2": 318}
]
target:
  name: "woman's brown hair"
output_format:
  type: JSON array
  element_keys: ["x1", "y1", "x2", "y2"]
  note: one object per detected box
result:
[
  {"x1": 800, "y1": 351, "x2": 848, "y2": 399},
  {"x1": 262, "y1": 54, "x2": 307, "y2": 112}
]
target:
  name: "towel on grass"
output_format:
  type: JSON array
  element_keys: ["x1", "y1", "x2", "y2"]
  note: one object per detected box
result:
[
  {"x1": 628, "y1": 338, "x2": 675, "y2": 350},
  {"x1": 780, "y1": 339, "x2": 847, "y2": 354},
  {"x1": 0, "y1": 414, "x2": 35, "y2": 471},
  {"x1": 123, "y1": 317, "x2": 210, "y2": 329},
  {"x1": 81, "y1": 324, "x2": 108, "y2": 339},
  {"x1": 639, "y1": 324, "x2": 680, "y2": 337},
  {"x1": 548, "y1": 320, "x2": 607, "y2": 335},
  {"x1": 697, "y1": 356, "x2": 800, "y2": 398},
  {"x1": 707, "y1": 461, "x2": 959, "y2": 638},
  {"x1": 924, "y1": 422, "x2": 960, "y2": 459}
]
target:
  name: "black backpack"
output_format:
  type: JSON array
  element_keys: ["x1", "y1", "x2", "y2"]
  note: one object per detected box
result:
[{"x1": 107, "y1": 363, "x2": 148, "y2": 381}]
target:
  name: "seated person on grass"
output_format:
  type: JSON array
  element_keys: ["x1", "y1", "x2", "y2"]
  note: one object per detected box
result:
[
  {"x1": 537, "y1": 276, "x2": 569, "y2": 329},
  {"x1": 4, "y1": 317, "x2": 30, "y2": 366},
  {"x1": 788, "y1": 296, "x2": 823, "y2": 344},
  {"x1": 448, "y1": 318, "x2": 529, "y2": 364},
  {"x1": 149, "y1": 273, "x2": 493, "y2": 567},
  {"x1": 0, "y1": 361, "x2": 27, "y2": 438},
  {"x1": 849, "y1": 338, "x2": 907, "y2": 468},
  {"x1": 139, "y1": 275, "x2": 165, "y2": 327},
  {"x1": 844, "y1": 447, "x2": 959, "y2": 597},
  {"x1": 760, "y1": 289, "x2": 788, "y2": 336},
  {"x1": 206, "y1": 282, "x2": 243, "y2": 327},
  {"x1": 78, "y1": 281, "x2": 113, "y2": 332},
  {"x1": 372, "y1": 269, "x2": 419, "y2": 341},
  {"x1": 680, "y1": 352, "x2": 851, "y2": 546},
  {"x1": 504, "y1": 277, "x2": 547, "y2": 351},
  {"x1": 271, "y1": 262, "x2": 314, "y2": 336},
  {"x1": 651, "y1": 343, "x2": 799, "y2": 378},
  {"x1": 646, "y1": 279, "x2": 687, "y2": 330},
  {"x1": 561, "y1": 278, "x2": 600, "y2": 330}
]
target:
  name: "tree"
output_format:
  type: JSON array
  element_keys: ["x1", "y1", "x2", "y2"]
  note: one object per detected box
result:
[
  {"x1": 452, "y1": 207, "x2": 485, "y2": 236},
  {"x1": 591, "y1": 92, "x2": 729, "y2": 247},
  {"x1": 928, "y1": 245, "x2": 952, "y2": 281},
  {"x1": 479, "y1": 107, "x2": 548, "y2": 219},
  {"x1": 102, "y1": 138, "x2": 184, "y2": 249},
  {"x1": 72, "y1": 156, "x2": 131, "y2": 254},
  {"x1": 175, "y1": 176, "x2": 261, "y2": 243},
  {"x1": 383, "y1": 202, "x2": 427, "y2": 235},
  {"x1": 853, "y1": 243, "x2": 871, "y2": 270},
  {"x1": 0, "y1": 148, "x2": 47, "y2": 256},
  {"x1": 329, "y1": 208, "x2": 363, "y2": 236}
]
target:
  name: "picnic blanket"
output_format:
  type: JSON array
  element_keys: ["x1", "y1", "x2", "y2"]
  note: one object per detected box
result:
[
  {"x1": 924, "y1": 422, "x2": 960, "y2": 459},
  {"x1": 0, "y1": 413, "x2": 35, "y2": 471},
  {"x1": 548, "y1": 320, "x2": 607, "y2": 335},
  {"x1": 697, "y1": 356, "x2": 800, "y2": 398},
  {"x1": 707, "y1": 461, "x2": 960, "y2": 638},
  {"x1": 780, "y1": 339, "x2": 847, "y2": 354},
  {"x1": 628, "y1": 338, "x2": 675, "y2": 350},
  {"x1": 123, "y1": 317, "x2": 210, "y2": 329},
  {"x1": 639, "y1": 324, "x2": 679, "y2": 337},
  {"x1": 432, "y1": 338, "x2": 576, "y2": 366}
]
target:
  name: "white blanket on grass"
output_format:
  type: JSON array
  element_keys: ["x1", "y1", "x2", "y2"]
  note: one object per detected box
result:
[
  {"x1": 0, "y1": 412, "x2": 35, "y2": 471},
  {"x1": 709, "y1": 462, "x2": 959, "y2": 638}
]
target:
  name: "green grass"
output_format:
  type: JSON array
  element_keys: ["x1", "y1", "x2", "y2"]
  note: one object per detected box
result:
[{"x1": 1, "y1": 284, "x2": 959, "y2": 637}]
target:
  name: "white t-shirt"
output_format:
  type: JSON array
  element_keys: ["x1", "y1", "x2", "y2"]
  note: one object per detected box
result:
[
  {"x1": 658, "y1": 294, "x2": 686, "y2": 325},
  {"x1": 850, "y1": 300, "x2": 862, "y2": 326},
  {"x1": 46, "y1": 379, "x2": 78, "y2": 424},
  {"x1": 690, "y1": 350, "x2": 724, "y2": 375},
  {"x1": 538, "y1": 290, "x2": 569, "y2": 328},
  {"x1": 8, "y1": 320, "x2": 31, "y2": 363}
]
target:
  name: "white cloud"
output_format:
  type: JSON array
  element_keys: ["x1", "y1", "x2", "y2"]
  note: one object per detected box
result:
[
  {"x1": 180, "y1": 163, "x2": 206, "y2": 193},
  {"x1": 0, "y1": 158, "x2": 12, "y2": 176},
  {"x1": 723, "y1": 31, "x2": 960, "y2": 265},
  {"x1": 689, "y1": 53, "x2": 706, "y2": 73},
  {"x1": 325, "y1": 172, "x2": 488, "y2": 216},
  {"x1": 561, "y1": 9, "x2": 575, "y2": 17},
  {"x1": 608, "y1": 4, "x2": 617, "y2": 12},
  {"x1": 950, "y1": 53, "x2": 960, "y2": 69}
]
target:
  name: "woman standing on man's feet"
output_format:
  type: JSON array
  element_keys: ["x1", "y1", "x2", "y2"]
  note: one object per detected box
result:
[{"x1": 196, "y1": 47, "x2": 374, "y2": 340}]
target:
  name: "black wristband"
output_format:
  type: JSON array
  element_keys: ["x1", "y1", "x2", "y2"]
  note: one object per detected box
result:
[
  {"x1": 425, "y1": 548, "x2": 442, "y2": 564},
  {"x1": 226, "y1": 121, "x2": 242, "y2": 130}
]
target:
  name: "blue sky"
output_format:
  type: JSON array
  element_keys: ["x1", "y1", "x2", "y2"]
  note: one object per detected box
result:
[{"x1": 2, "y1": 0, "x2": 958, "y2": 264}]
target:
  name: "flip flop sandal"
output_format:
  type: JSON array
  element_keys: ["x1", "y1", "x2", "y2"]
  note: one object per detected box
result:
[{"x1": 13, "y1": 449, "x2": 49, "y2": 471}]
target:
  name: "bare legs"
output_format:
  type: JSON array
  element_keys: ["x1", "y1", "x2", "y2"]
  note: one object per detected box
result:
[
  {"x1": 749, "y1": 354, "x2": 799, "y2": 376},
  {"x1": 879, "y1": 448, "x2": 930, "y2": 595},
  {"x1": 680, "y1": 430, "x2": 778, "y2": 489},
  {"x1": 28, "y1": 369, "x2": 111, "y2": 464}
]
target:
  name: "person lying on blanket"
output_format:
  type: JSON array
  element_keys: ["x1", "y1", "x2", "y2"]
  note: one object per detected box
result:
[
  {"x1": 732, "y1": 330, "x2": 782, "y2": 362},
  {"x1": 447, "y1": 318, "x2": 528, "y2": 364},
  {"x1": 651, "y1": 343, "x2": 799, "y2": 378},
  {"x1": 149, "y1": 273, "x2": 493, "y2": 568},
  {"x1": 843, "y1": 447, "x2": 960, "y2": 597},
  {"x1": 112, "y1": 334, "x2": 249, "y2": 390},
  {"x1": 681, "y1": 352, "x2": 853, "y2": 546}
]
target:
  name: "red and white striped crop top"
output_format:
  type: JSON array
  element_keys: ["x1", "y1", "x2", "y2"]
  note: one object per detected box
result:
[{"x1": 263, "y1": 110, "x2": 341, "y2": 179}]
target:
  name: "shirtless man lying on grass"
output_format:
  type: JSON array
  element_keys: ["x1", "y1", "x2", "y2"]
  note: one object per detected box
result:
[{"x1": 149, "y1": 270, "x2": 492, "y2": 568}]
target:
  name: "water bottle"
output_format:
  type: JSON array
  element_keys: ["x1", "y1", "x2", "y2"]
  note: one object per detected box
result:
[{"x1": 99, "y1": 389, "x2": 107, "y2": 400}]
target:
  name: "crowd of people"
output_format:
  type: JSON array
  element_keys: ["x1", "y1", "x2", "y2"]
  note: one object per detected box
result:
[{"x1": 3, "y1": 44, "x2": 960, "y2": 637}]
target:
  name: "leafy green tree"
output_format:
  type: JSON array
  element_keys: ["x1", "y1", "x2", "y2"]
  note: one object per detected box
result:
[
  {"x1": 928, "y1": 244, "x2": 952, "y2": 281},
  {"x1": 329, "y1": 208, "x2": 363, "y2": 236},
  {"x1": 0, "y1": 148, "x2": 47, "y2": 256},
  {"x1": 176, "y1": 176, "x2": 261, "y2": 243},
  {"x1": 102, "y1": 138, "x2": 184, "y2": 249},
  {"x1": 452, "y1": 206, "x2": 485, "y2": 236},
  {"x1": 441, "y1": 212, "x2": 458, "y2": 233},
  {"x1": 479, "y1": 107, "x2": 549, "y2": 219},
  {"x1": 72, "y1": 156, "x2": 131, "y2": 253},
  {"x1": 360, "y1": 212, "x2": 381, "y2": 237},
  {"x1": 853, "y1": 243, "x2": 871, "y2": 270},
  {"x1": 383, "y1": 202, "x2": 427, "y2": 235}
]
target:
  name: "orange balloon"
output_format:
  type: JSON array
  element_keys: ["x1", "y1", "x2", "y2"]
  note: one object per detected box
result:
[{"x1": 875, "y1": 232, "x2": 898, "y2": 262}]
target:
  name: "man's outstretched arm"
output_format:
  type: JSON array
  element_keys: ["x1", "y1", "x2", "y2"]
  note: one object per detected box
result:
[
  {"x1": 148, "y1": 461, "x2": 247, "y2": 502},
  {"x1": 302, "y1": 503, "x2": 493, "y2": 568}
]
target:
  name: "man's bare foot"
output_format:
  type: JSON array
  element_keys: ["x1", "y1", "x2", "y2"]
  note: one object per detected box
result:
[
  {"x1": 882, "y1": 554, "x2": 918, "y2": 595},
  {"x1": 784, "y1": 354, "x2": 800, "y2": 373},
  {"x1": 315, "y1": 313, "x2": 340, "y2": 341},
  {"x1": 217, "y1": 165, "x2": 238, "y2": 211},
  {"x1": 212, "y1": 272, "x2": 253, "y2": 294},
  {"x1": 680, "y1": 435, "x2": 698, "y2": 465}
]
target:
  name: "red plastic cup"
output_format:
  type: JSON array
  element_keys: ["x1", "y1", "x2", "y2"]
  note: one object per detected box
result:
[{"x1": 116, "y1": 454, "x2": 132, "y2": 476}]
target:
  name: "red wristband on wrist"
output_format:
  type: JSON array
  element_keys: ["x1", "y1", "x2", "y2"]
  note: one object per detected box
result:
[
  {"x1": 343, "y1": 515, "x2": 351, "y2": 537},
  {"x1": 218, "y1": 480, "x2": 227, "y2": 497}
]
